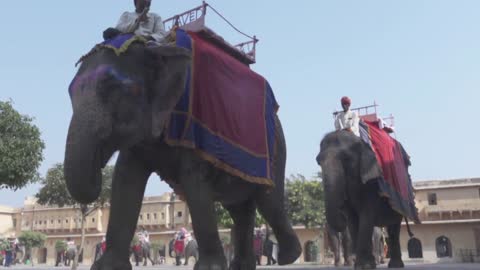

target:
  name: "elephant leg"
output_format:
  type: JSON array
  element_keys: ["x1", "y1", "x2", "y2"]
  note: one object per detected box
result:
[
  {"x1": 342, "y1": 230, "x2": 354, "y2": 266},
  {"x1": 354, "y1": 214, "x2": 376, "y2": 270},
  {"x1": 143, "y1": 252, "x2": 147, "y2": 266},
  {"x1": 179, "y1": 173, "x2": 227, "y2": 270},
  {"x1": 91, "y1": 151, "x2": 151, "y2": 270},
  {"x1": 225, "y1": 200, "x2": 256, "y2": 270},
  {"x1": 332, "y1": 234, "x2": 341, "y2": 266},
  {"x1": 387, "y1": 223, "x2": 404, "y2": 268},
  {"x1": 148, "y1": 253, "x2": 154, "y2": 265},
  {"x1": 255, "y1": 191, "x2": 301, "y2": 265}
]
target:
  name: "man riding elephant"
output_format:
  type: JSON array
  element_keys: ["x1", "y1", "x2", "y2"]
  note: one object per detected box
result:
[
  {"x1": 104, "y1": 0, "x2": 167, "y2": 42},
  {"x1": 137, "y1": 230, "x2": 154, "y2": 266},
  {"x1": 334, "y1": 96, "x2": 360, "y2": 137}
]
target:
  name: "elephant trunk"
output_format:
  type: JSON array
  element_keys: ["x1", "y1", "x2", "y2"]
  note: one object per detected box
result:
[
  {"x1": 64, "y1": 113, "x2": 104, "y2": 204},
  {"x1": 322, "y1": 156, "x2": 348, "y2": 233}
]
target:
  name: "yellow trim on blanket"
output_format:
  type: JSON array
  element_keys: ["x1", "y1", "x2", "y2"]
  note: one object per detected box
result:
[
  {"x1": 167, "y1": 111, "x2": 269, "y2": 158},
  {"x1": 164, "y1": 137, "x2": 274, "y2": 187},
  {"x1": 100, "y1": 35, "x2": 148, "y2": 56}
]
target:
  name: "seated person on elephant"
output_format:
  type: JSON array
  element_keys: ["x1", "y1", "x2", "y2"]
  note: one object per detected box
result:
[
  {"x1": 334, "y1": 96, "x2": 360, "y2": 137},
  {"x1": 139, "y1": 226, "x2": 150, "y2": 244},
  {"x1": 103, "y1": 0, "x2": 167, "y2": 42}
]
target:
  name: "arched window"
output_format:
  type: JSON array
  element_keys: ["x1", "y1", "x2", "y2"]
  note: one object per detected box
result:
[
  {"x1": 408, "y1": 238, "x2": 423, "y2": 258},
  {"x1": 304, "y1": 240, "x2": 318, "y2": 262},
  {"x1": 436, "y1": 236, "x2": 452, "y2": 258}
]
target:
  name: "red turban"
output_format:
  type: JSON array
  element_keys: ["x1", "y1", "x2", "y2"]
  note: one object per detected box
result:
[{"x1": 341, "y1": 96, "x2": 351, "y2": 105}]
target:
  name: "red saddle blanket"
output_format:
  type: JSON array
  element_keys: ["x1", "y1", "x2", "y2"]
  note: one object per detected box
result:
[
  {"x1": 166, "y1": 29, "x2": 279, "y2": 187},
  {"x1": 360, "y1": 121, "x2": 420, "y2": 223}
]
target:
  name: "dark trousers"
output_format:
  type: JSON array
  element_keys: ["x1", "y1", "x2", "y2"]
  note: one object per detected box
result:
[
  {"x1": 256, "y1": 255, "x2": 261, "y2": 265},
  {"x1": 5, "y1": 251, "x2": 13, "y2": 266}
]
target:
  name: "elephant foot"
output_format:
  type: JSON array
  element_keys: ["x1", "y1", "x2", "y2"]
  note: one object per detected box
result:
[
  {"x1": 194, "y1": 256, "x2": 227, "y2": 270},
  {"x1": 354, "y1": 261, "x2": 376, "y2": 270},
  {"x1": 90, "y1": 251, "x2": 131, "y2": 270},
  {"x1": 388, "y1": 259, "x2": 404, "y2": 268},
  {"x1": 229, "y1": 257, "x2": 256, "y2": 270},
  {"x1": 354, "y1": 256, "x2": 376, "y2": 270},
  {"x1": 277, "y1": 233, "x2": 302, "y2": 265}
]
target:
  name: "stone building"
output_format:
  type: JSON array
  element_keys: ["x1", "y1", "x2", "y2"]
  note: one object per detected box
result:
[
  {"x1": 7, "y1": 193, "x2": 192, "y2": 265},
  {"x1": 2, "y1": 177, "x2": 479, "y2": 265},
  {"x1": 0, "y1": 205, "x2": 16, "y2": 238},
  {"x1": 4, "y1": 193, "x2": 322, "y2": 265},
  {"x1": 400, "y1": 178, "x2": 480, "y2": 263}
]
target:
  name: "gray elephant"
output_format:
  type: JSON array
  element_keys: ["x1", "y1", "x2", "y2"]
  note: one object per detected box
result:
[
  {"x1": 64, "y1": 37, "x2": 301, "y2": 270},
  {"x1": 131, "y1": 242, "x2": 154, "y2": 266},
  {"x1": 316, "y1": 130, "x2": 407, "y2": 269},
  {"x1": 326, "y1": 223, "x2": 353, "y2": 267},
  {"x1": 169, "y1": 238, "x2": 199, "y2": 266},
  {"x1": 64, "y1": 248, "x2": 77, "y2": 267}
]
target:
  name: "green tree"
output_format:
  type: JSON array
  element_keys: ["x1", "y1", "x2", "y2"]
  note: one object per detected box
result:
[
  {"x1": 131, "y1": 234, "x2": 139, "y2": 248},
  {"x1": 36, "y1": 163, "x2": 113, "y2": 270},
  {"x1": 150, "y1": 240, "x2": 165, "y2": 263},
  {"x1": 0, "y1": 238, "x2": 9, "y2": 251},
  {"x1": 18, "y1": 231, "x2": 46, "y2": 265},
  {"x1": 285, "y1": 173, "x2": 325, "y2": 228},
  {"x1": 55, "y1": 240, "x2": 67, "y2": 252},
  {"x1": 214, "y1": 202, "x2": 266, "y2": 229},
  {"x1": 0, "y1": 100, "x2": 44, "y2": 190}
]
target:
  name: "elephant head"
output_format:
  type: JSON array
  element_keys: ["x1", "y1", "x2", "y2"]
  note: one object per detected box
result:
[
  {"x1": 316, "y1": 130, "x2": 381, "y2": 232},
  {"x1": 64, "y1": 41, "x2": 191, "y2": 204}
]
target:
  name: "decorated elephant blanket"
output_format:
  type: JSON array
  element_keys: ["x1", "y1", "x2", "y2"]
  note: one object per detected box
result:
[
  {"x1": 360, "y1": 121, "x2": 420, "y2": 223},
  {"x1": 165, "y1": 29, "x2": 279, "y2": 186}
]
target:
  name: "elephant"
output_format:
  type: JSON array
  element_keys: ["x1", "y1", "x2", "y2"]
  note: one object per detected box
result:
[
  {"x1": 169, "y1": 238, "x2": 199, "y2": 266},
  {"x1": 64, "y1": 248, "x2": 77, "y2": 267},
  {"x1": 326, "y1": 223, "x2": 353, "y2": 267},
  {"x1": 13, "y1": 243, "x2": 25, "y2": 265},
  {"x1": 316, "y1": 130, "x2": 407, "y2": 269},
  {"x1": 131, "y1": 242, "x2": 154, "y2": 266},
  {"x1": 64, "y1": 38, "x2": 301, "y2": 270}
]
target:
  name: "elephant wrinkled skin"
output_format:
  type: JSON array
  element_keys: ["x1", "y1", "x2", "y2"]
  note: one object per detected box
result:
[
  {"x1": 317, "y1": 131, "x2": 406, "y2": 270},
  {"x1": 65, "y1": 42, "x2": 301, "y2": 270}
]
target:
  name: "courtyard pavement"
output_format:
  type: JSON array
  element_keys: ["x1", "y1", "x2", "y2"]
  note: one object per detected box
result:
[{"x1": 2, "y1": 262, "x2": 480, "y2": 270}]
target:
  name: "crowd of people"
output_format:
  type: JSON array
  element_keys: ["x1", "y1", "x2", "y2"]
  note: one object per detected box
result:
[{"x1": 0, "y1": 237, "x2": 20, "y2": 267}]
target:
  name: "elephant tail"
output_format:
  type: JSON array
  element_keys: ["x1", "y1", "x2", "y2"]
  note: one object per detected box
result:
[{"x1": 405, "y1": 217, "x2": 414, "y2": 238}]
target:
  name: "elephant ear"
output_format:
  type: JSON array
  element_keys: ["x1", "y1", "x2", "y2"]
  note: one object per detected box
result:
[
  {"x1": 146, "y1": 45, "x2": 191, "y2": 138},
  {"x1": 359, "y1": 142, "x2": 383, "y2": 184}
]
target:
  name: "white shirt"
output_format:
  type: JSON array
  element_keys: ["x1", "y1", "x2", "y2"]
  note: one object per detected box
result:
[
  {"x1": 335, "y1": 110, "x2": 360, "y2": 137},
  {"x1": 116, "y1": 11, "x2": 167, "y2": 42}
]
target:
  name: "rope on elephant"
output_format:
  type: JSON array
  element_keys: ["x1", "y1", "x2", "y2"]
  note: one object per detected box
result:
[{"x1": 75, "y1": 45, "x2": 102, "y2": 67}]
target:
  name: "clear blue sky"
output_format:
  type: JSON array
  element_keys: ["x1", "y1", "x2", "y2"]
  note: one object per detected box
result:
[{"x1": 1, "y1": 0, "x2": 478, "y2": 206}]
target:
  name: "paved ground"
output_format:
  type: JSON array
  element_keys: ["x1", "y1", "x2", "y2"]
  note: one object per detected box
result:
[{"x1": 3, "y1": 262, "x2": 480, "y2": 270}]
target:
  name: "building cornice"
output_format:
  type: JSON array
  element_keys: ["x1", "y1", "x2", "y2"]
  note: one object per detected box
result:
[
  {"x1": 403, "y1": 219, "x2": 480, "y2": 225},
  {"x1": 414, "y1": 183, "x2": 480, "y2": 191}
]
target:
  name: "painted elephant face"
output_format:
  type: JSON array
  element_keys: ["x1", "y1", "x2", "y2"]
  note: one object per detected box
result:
[{"x1": 65, "y1": 42, "x2": 191, "y2": 204}]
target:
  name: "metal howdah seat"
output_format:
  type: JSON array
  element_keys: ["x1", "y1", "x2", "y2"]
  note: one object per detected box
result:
[{"x1": 163, "y1": 1, "x2": 258, "y2": 66}]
